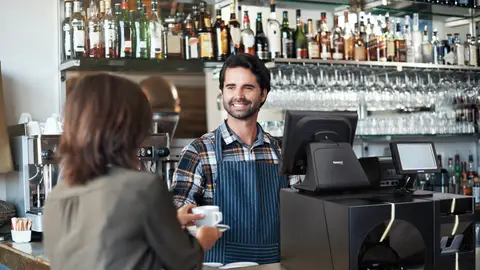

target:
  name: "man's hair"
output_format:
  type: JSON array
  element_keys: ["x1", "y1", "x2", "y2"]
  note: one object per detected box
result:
[
  {"x1": 59, "y1": 73, "x2": 152, "y2": 186},
  {"x1": 219, "y1": 54, "x2": 271, "y2": 96},
  {"x1": 140, "y1": 76, "x2": 179, "y2": 113}
]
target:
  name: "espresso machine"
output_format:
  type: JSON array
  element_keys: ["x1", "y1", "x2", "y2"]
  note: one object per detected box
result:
[{"x1": 6, "y1": 124, "x2": 60, "y2": 232}]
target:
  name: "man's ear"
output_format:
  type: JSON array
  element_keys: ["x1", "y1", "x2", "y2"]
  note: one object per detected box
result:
[{"x1": 261, "y1": 89, "x2": 268, "y2": 103}]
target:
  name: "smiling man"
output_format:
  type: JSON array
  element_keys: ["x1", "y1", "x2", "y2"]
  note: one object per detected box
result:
[{"x1": 170, "y1": 54, "x2": 300, "y2": 265}]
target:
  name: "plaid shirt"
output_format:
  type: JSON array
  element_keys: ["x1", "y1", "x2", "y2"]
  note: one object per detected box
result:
[{"x1": 170, "y1": 121, "x2": 300, "y2": 208}]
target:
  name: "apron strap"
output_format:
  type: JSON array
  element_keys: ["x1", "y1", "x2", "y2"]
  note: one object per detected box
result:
[{"x1": 214, "y1": 128, "x2": 224, "y2": 163}]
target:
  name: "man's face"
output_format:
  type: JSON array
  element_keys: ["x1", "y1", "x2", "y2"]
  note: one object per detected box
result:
[{"x1": 222, "y1": 67, "x2": 267, "y2": 120}]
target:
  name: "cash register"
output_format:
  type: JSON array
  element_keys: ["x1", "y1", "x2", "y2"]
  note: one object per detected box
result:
[{"x1": 279, "y1": 110, "x2": 475, "y2": 270}]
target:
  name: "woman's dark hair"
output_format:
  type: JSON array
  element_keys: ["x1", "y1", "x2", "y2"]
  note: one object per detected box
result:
[
  {"x1": 219, "y1": 54, "x2": 271, "y2": 95},
  {"x1": 59, "y1": 73, "x2": 152, "y2": 186}
]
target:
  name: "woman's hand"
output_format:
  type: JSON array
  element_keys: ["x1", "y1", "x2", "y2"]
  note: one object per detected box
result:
[
  {"x1": 177, "y1": 204, "x2": 204, "y2": 227},
  {"x1": 196, "y1": 226, "x2": 222, "y2": 251}
]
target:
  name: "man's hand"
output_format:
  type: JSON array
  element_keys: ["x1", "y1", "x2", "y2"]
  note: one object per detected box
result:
[{"x1": 177, "y1": 204, "x2": 205, "y2": 227}]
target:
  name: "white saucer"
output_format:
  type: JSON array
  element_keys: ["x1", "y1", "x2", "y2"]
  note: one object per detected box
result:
[
  {"x1": 186, "y1": 224, "x2": 230, "y2": 235},
  {"x1": 220, "y1": 262, "x2": 259, "y2": 269},
  {"x1": 204, "y1": 262, "x2": 224, "y2": 268}
]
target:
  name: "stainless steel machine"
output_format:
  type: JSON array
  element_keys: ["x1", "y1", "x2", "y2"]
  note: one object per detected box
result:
[
  {"x1": 138, "y1": 133, "x2": 172, "y2": 188},
  {"x1": 7, "y1": 124, "x2": 60, "y2": 232}
]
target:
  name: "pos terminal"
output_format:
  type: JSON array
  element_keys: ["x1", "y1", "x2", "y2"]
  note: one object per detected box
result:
[{"x1": 279, "y1": 110, "x2": 475, "y2": 270}]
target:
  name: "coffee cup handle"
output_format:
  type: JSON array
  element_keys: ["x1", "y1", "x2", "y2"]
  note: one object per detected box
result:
[{"x1": 213, "y1": 212, "x2": 223, "y2": 226}]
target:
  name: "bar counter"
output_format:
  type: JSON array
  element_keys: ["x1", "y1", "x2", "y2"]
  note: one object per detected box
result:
[{"x1": 1, "y1": 240, "x2": 479, "y2": 269}]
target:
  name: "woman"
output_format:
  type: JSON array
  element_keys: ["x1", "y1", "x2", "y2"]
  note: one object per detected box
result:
[{"x1": 43, "y1": 73, "x2": 221, "y2": 270}]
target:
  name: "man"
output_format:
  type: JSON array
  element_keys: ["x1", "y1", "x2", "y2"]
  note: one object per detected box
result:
[{"x1": 170, "y1": 54, "x2": 300, "y2": 265}]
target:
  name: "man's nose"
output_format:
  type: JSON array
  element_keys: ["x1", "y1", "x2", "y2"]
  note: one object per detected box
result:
[{"x1": 232, "y1": 88, "x2": 246, "y2": 99}]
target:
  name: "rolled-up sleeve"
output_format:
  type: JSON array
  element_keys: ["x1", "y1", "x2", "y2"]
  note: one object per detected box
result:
[{"x1": 170, "y1": 145, "x2": 205, "y2": 208}]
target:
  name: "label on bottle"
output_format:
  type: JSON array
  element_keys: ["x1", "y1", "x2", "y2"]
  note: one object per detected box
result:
[
  {"x1": 242, "y1": 33, "x2": 255, "y2": 49},
  {"x1": 474, "y1": 186, "x2": 480, "y2": 203},
  {"x1": 230, "y1": 27, "x2": 241, "y2": 46},
  {"x1": 256, "y1": 44, "x2": 269, "y2": 60},
  {"x1": 167, "y1": 33, "x2": 182, "y2": 54},
  {"x1": 422, "y1": 43, "x2": 433, "y2": 63},
  {"x1": 308, "y1": 41, "x2": 319, "y2": 59},
  {"x1": 104, "y1": 27, "x2": 117, "y2": 58},
  {"x1": 139, "y1": 41, "x2": 147, "y2": 49},
  {"x1": 296, "y1": 48, "x2": 307, "y2": 59},
  {"x1": 332, "y1": 39, "x2": 344, "y2": 60},
  {"x1": 150, "y1": 24, "x2": 164, "y2": 58},
  {"x1": 217, "y1": 29, "x2": 229, "y2": 55},
  {"x1": 199, "y1": 33, "x2": 213, "y2": 58},
  {"x1": 267, "y1": 24, "x2": 280, "y2": 57},
  {"x1": 457, "y1": 45, "x2": 465, "y2": 66},
  {"x1": 386, "y1": 40, "x2": 395, "y2": 59},
  {"x1": 73, "y1": 28, "x2": 85, "y2": 53},
  {"x1": 189, "y1": 37, "x2": 200, "y2": 59},
  {"x1": 282, "y1": 38, "x2": 293, "y2": 58},
  {"x1": 470, "y1": 46, "x2": 477, "y2": 66},
  {"x1": 63, "y1": 25, "x2": 72, "y2": 57},
  {"x1": 354, "y1": 46, "x2": 366, "y2": 61},
  {"x1": 344, "y1": 38, "x2": 354, "y2": 60}
]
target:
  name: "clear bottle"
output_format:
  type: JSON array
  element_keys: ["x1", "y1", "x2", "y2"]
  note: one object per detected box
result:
[
  {"x1": 431, "y1": 29, "x2": 442, "y2": 65},
  {"x1": 343, "y1": 11, "x2": 354, "y2": 60},
  {"x1": 411, "y1": 13, "x2": 423, "y2": 63},
  {"x1": 404, "y1": 16, "x2": 414, "y2": 63},
  {"x1": 213, "y1": 9, "x2": 229, "y2": 61},
  {"x1": 228, "y1": 3, "x2": 241, "y2": 56},
  {"x1": 102, "y1": 0, "x2": 118, "y2": 59},
  {"x1": 385, "y1": 14, "x2": 395, "y2": 62},
  {"x1": 182, "y1": 16, "x2": 199, "y2": 60},
  {"x1": 421, "y1": 25, "x2": 433, "y2": 63},
  {"x1": 470, "y1": 36, "x2": 477, "y2": 67},
  {"x1": 71, "y1": 0, "x2": 86, "y2": 59},
  {"x1": 306, "y1": 19, "x2": 319, "y2": 59},
  {"x1": 87, "y1": 0, "x2": 103, "y2": 58},
  {"x1": 394, "y1": 21, "x2": 406, "y2": 62},
  {"x1": 148, "y1": 1, "x2": 165, "y2": 60},
  {"x1": 319, "y1": 12, "x2": 330, "y2": 60},
  {"x1": 241, "y1": 11, "x2": 255, "y2": 55},
  {"x1": 332, "y1": 15, "x2": 344, "y2": 61},
  {"x1": 62, "y1": 1, "x2": 73, "y2": 61},
  {"x1": 266, "y1": 0, "x2": 281, "y2": 60},
  {"x1": 454, "y1": 33, "x2": 465, "y2": 66},
  {"x1": 465, "y1": 34, "x2": 472, "y2": 66}
]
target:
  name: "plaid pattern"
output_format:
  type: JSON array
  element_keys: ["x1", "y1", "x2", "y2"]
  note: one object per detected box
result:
[{"x1": 170, "y1": 121, "x2": 300, "y2": 207}]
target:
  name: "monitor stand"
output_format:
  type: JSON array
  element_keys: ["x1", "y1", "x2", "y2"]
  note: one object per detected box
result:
[
  {"x1": 392, "y1": 174, "x2": 433, "y2": 197},
  {"x1": 293, "y1": 141, "x2": 371, "y2": 193}
]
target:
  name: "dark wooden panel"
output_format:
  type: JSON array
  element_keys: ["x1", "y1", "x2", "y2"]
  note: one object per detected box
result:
[{"x1": 175, "y1": 85, "x2": 207, "y2": 138}]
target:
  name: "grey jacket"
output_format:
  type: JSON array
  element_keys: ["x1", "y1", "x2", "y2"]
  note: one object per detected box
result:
[{"x1": 43, "y1": 167, "x2": 204, "y2": 270}]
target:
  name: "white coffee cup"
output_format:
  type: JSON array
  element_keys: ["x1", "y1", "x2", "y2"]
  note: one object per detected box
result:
[{"x1": 192, "y1": 206, "x2": 223, "y2": 227}]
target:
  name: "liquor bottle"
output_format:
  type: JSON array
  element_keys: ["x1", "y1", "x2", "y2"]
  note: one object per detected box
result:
[
  {"x1": 71, "y1": 0, "x2": 86, "y2": 58},
  {"x1": 319, "y1": 12, "x2": 330, "y2": 60},
  {"x1": 447, "y1": 158, "x2": 456, "y2": 194},
  {"x1": 197, "y1": 4, "x2": 214, "y2": 60},
  {"x1": 213, "y1": 9, "x2": 229, "y2": 61},
  {"x1": 376, "y1": 19, "x2": 386, "y2": 62},
  {"x1": 385, "y1": 15, "x2": 395, "y2": 62},
  {"x1": 182, "y1": 16, "x2": 200, "y2": 60},
  {"x1": 332, "y1": 16, "x2": 344, "y2": 61},
  {"x1": 473, "y1": 177, "x2": 480, "y2": 203},
  {"x1": 129, "y1": 10, "x2": 137, "y2": 57},
  {"x1": 394, "y1": 21, "x2": 406, "y2": 62},
  {"x1": 422, "y1": 25, "x2": 433, "y2": 63},
  {"x1": 444, "y1": 34, "x2": 455, "y2": 65},
  {"x1": 454, "y1": 33, "x2": 465, "y2": 66},
  {"x1": 62, "y1": 1, "x2": 73, "y2": 61},
  {"x1": 306, "y1": 19, "x2": 319, "y2": 59},
  {"x1": 470, "y1": 36, "x2": 477, "y2": 67},
  {"x1": 404, "y1": 16, "x2": 414, "y2": 63},
  {"x1": 87, "y1": 0, "x2": 103, "y2": 58},
  {"x1": 99, "y1": 0, "x2": 105, "y2": 18},
  {"x1": 343, "y1": 12, "x2": 354, "y2": 60},
  {"x1": 134, "y1": 1, "x2": 149, "y2": 59},
  {"x1": 411, "y1": 14, "x2": 422, "y2": 63},
  {"x1": 192, "y1": 5, "x2": 200, "y2": 30},
  {"x1": 102, "y1": 0, "x2": 118, "y2": 59},
  {"x1": 119, "y1": 0, "x2": 133, "y2": 58},
  {"x1": 432, "y1": 29, "x2": 443, "y2": 65},
  {"x1": 266, "y1": 0, "x2": 280, "y2": 60},
  {"x1": 149, "y1": 1, "x2": 165, "y2": 60},
  {"x1": 280, "y1": 11, "x2": 293, "y2": 58},
  {"x1": 228, "y1": 3, "x2": 241, "y2": 56},
  {"x1": 165, "y1": 2, "x2": 182, "y2": 59},
  {"x1": 294, "y1": 10, "x2": 307, "y2": 59},
  {"x1": 465, "y1": 34, "x2": 472, "y2": 66},
  {"x1": 255, "y1": 13, "x2": 269, "y2": 61},
  {"x1": 241, "y1": 11, "x2": 255, "y2": 55}
]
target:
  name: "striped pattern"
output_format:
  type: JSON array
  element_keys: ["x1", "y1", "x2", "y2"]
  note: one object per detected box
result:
[
  {"x1": 171, "y1": 121, "x2": 300, "y2": 207},
  {"x1": 204, "y1": 128, "x2": 289, "y2": 265}
]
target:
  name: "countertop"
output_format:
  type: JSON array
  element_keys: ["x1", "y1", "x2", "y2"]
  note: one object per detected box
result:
[{"x1": 1, "y1": 240, "x2": 480, "y2": 270}]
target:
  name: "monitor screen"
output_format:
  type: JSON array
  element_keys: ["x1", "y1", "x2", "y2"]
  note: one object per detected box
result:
[{"x1": 390, "y1": 142, "x2": 440, "y2": 174}]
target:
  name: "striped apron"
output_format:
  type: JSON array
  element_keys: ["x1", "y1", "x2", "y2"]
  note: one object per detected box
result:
[{"x1": 204, "y1": 128, "x2": 289, "y2": 265}]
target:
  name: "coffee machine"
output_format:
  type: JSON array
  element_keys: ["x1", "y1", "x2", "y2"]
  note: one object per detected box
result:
[{"x1": 6, "y1": 124, "x2": 60, "y2": 232}]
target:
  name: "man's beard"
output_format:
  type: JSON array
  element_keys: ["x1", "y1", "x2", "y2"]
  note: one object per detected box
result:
[{"x1": 223, "y1": 98, "x2": 261, "y2": 120}]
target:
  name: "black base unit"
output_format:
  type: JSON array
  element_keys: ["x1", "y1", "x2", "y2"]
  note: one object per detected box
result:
[{"x1": 280, "y1": 188, "x2": 475, "y2": 270}]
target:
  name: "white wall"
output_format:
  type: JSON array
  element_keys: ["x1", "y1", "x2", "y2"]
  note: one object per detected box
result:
[{"x1": 0, "y1": 0, "x2": 61, "y2": 200}]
